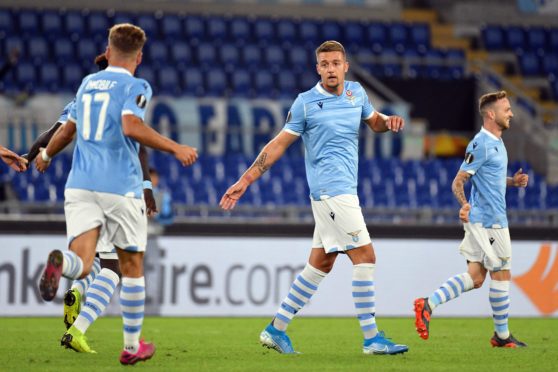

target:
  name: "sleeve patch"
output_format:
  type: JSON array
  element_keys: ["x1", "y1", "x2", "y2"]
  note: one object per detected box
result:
[
  {"x1": 136, "y1": 94, "x2": 147, "y2": 109},
  {"x1": 465, "y1": 152, "x2": 474, "y2": 164},
  {"x1": 285, "y1": 111, "x2": 292, "y2": 123}
]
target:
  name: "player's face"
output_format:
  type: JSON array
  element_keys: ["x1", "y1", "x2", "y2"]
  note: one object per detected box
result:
[
  {"x1": 316, "y1": 51, "x2": 349, "y2": 94},
  {"x1": 493, "y1": 98, "x2": 513, "y2": 130}
]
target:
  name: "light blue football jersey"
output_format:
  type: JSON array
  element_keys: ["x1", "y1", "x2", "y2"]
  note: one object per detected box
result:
[
  {"x1": 284, "y1": 81, "x2": 374, "y2": 200},
  {"x1": 460, "y1": 127, "x2": 508, "y2": 228},
  {"x1": 66, "y1": 66, "x2": 152, "y2": 198},
  {"x1": 57, "y1": 98, "x2": 75, "y2": 123}
]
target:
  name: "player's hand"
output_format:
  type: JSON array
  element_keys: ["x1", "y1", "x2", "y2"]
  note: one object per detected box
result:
[
  {"x1": 0, "y1": 146, "x2": 28, "y2": 172},
  {"x1": 35, "y1": 147, "x2": 51, "y2": 173},
  {"x1": 459, "y1": 203, "x2": 471, "y2": 223},
  {"x1": 219, "y1": 179, "x2": 250, "y2": 210},
  {"x1": 386, "y1": 115, "x2": 404, "y2": 133},
  {"x1": 144, "y1": 188, "x2": 158, "y2": 217},
  {"x1": 174, "y1": 145, "x2": 198, "y2": 166},
  {"x1": 513, "y1": 168, "x2": 528, "y2": 188}
]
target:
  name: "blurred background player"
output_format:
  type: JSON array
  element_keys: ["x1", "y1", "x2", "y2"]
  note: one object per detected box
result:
[
  {"x1": 35, "y1": 23, "x2": 197, "y2": 364},
  {"x1": 220, "y1": 40, "x2": 408, "y2": 355},
  {"x1": 414, "y1": 91, "x2": 529, "y2": 348},
  {"x1": 22, "y1": 53, "x2": 158, "y2": 331}
]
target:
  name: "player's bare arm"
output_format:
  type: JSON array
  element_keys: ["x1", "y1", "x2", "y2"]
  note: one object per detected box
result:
[
  {"x1": 365, "y1": 111, "x2": 404, "y2": 133},
  {"x1": 0, "y1": 145, "x2": 28, "y2": 172},
  {"x1": 507, "y1": 168, "x2": 528, "y2": 187},
  {"x1": 24, "y1": 121, "x2": 64, "y2": 163},
  {"x1": 122, "y1": 114, "x2": 197, "y2": 166},
  {"x1": 219, "y1": 130, "x2": 298, "y2": 211},
  {"x1": 452, "y1": 170, "x2": 472, "y2": 222},
  {"x1": 35, "y1": 120, "x2": 76, "y2": 173},
  {"x1": 139, "y1": 145, "x2": 157, "y2": 216}
]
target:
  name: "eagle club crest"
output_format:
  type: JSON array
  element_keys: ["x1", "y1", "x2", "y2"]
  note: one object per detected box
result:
[
  {"x1": 346, "y1": 89, "x2": 356, "y2": 106},
  {"x1": 347, "y1": 230, "x2": 361, "y2": 243}
]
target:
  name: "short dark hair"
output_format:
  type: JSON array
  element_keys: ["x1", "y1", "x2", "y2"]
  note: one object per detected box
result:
[
  {"x1": 108, "y1": 23, "x2": 147, "y2": 56},
  {"x1": 479, "y1": 91, "x2": 507, "y2": 116},
  {"x1": 315, "y1": 40, "x2": 346, "y2": 61},
  {"x1": 94, "y1": 53, "x2": 108, "y2": 70}
]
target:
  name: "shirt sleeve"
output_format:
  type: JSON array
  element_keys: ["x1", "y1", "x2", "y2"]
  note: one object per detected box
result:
[
  {"x1": 460, "y1": 139, "x2": 487, "y2": 175},
  {"x1": 360, "y1": 84, "x2": 374, "y2": 120},
  {"x1": 67, "y1": 98, "x2": 77, "y2": 123},
  {"x1": 122, "y1": 79, "x2": 153, "y2": 121},
  {"x1": 283, "y1": 95, "x2": 306, "y2": 136}
]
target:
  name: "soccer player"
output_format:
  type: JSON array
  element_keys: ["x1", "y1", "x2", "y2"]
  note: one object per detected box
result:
[
  {"x1": 0, "y1": 145, "x2": 27, "y2": 171},
  {"x1": 220, "y1": 40, "x2": 408, "y2": 355},
  {"x1": 413, "y1": 91, "x2": 529, "y2": 348},
  {"x1": 23, "y1": 53, "x2": 158, "y2": 331},
  {"x1": 35, "y1": 23, "x2": 197, "y2": 364}
]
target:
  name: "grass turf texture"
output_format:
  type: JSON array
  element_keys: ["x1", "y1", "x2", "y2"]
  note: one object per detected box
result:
[{"x1": 0, "y1": 317, "x2": 555, "y2": 371}]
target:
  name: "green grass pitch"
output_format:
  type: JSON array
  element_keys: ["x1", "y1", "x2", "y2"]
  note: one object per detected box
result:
[{"x1": 0, "y1": 317, "x2": 556, "y2": 371}]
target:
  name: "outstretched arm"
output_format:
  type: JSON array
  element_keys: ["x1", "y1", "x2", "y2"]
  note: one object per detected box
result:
[
  {"x1": 452, "y1": 170, "x2": 472, "y2": 222},
  {"x1": 122, "y1": 115, "x2": 197, "y2": 167},
  {"x1": 35, "y1": 120, "x2": 76, "y2": 172},
  {"x1": 0, "y1": 145, "x2": 28, "y2": 172},
  {"x1": 364, "y1": 111, "x2": 404, "y2": 133},
  {"x1": 25, "y1": 121, "x2": 64, "y2": 162},
  {"x1": 219, "y1": 130, "x2": 299, "y2": 210},
  {"x1": 139, "y1": 145, "x2": 157, "y2": 216}
]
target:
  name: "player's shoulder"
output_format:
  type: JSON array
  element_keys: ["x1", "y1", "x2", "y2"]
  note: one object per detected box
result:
[
  {"x1": 130, "y1": 76, "x2": 152, "y2": 95},
  {"x1": 345, "y1": 80, "x2": 364, "y2": 92},
  {"x1": 469, "y1": 131, "x2": 490, "y2": 149}
]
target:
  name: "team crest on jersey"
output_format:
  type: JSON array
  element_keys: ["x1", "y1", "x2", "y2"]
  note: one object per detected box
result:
[
  {"x1": 465, "y1": 152, "x2": 474, "y2": 164},
  {"x1": 347, "y1": 230, "x2": 361, "y2": 242},
  {"x1": 346, "y1": 90, "x2": 356, "y2": 106},
  {"x1": 136, "y1": 94, "x2": 147, "y2": 109}
]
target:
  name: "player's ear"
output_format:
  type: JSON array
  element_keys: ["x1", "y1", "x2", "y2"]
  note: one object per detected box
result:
[
  {"x1": 344, "y1": 61, "x2": 349, "y2": 73},
  {"x1": 136, "y1": 51, "x2": 143, "y2": 66}
]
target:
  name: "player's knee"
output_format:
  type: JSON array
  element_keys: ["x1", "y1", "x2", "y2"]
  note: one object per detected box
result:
[{"x1": 472, "y1": 277, "x2": 485, "y2": 288}]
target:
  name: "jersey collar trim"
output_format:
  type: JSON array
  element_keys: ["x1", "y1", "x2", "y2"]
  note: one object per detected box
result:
[
  {"x1": 315, "y1": 82, "x2": 334, "y2": 97},
  {"x1": 105, "y1": 66, "x2": 133, "y2": 76},
  {"x1": 481, "y1": 127, "x2": 500, "y2": 141}
]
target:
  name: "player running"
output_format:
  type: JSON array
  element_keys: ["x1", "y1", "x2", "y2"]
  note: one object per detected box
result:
[{"x1": 36, "y1": 23, "x2": 197, "y2": 364}]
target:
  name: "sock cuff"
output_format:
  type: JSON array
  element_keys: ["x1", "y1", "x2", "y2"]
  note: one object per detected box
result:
[
  {"x1": 306, "y1": 263, "x2": 327, "y2": 277},
  {"x1": 304, "y1": 263, "x2": 327, "y2": 285},
  {"x1": 461, "y1": 272, "x2": 474, "y2": 290},
  {"x1": 490, "y1": 280, "x2": 510, "y2": 291},
  {"x1": 99, "y1": 268, "x2": 120, "y2": 284},
  {"x1": 353, "y1": 263, "x2": 375, "y2": 280},
  {"x1": 122, "y1": 276, "x2": 145, "y2": 287}
]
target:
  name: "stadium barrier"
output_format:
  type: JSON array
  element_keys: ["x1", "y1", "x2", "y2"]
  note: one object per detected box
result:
[{"x1": 1, "y1": 233, "x2": 556, "y2": 317}]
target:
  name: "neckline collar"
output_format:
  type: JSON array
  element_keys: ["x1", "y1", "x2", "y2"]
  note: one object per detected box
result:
[
  {"x1": 481, "y1": 127, "x2": 501, "y2": 141},
  {"x1": 105, "y1": 66, "x2": 133, "y2": 76}
]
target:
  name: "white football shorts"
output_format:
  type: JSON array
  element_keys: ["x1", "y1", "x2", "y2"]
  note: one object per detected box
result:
[
  {"x1": 65, "y1": 189, "x2": 147, "y2": 253},
  {"x1": 311, "y1": 194, "x2": 371, "y2": 253},
  {"x1": 459, "y1": 222, "x2": 512, "y2": 271},
  {"x1": 96, "y1": 229, "x2": 118, "y2": 260}
]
